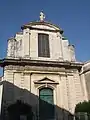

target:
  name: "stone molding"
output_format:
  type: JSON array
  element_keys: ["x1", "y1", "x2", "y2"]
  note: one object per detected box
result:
[
  {"x1": 34, "y1": 77, "x2": 59, "y2": 84},
  {"x1": 4, "y1": 65, "x2": 78, "y2": 76},
  {"x1": 0, "y1": 58, "x2": 83, "y2": 70}
]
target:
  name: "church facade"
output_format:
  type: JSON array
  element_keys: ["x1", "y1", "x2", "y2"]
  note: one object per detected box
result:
[{"x1": 0, "y1": 13, "x2": 89, "y2": 120}]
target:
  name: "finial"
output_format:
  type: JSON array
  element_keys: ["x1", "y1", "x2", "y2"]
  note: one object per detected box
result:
[{"x1": 39, "y1": 11, "x2": 45, "y2": 22}]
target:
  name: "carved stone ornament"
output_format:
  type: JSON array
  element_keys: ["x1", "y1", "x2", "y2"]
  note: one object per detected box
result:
[
  {"x1": 34, "y1": 77, "x2": 59, "y2": 89},
  {"x1": 34, "y1": 77, "x2": 59, "y2": 84},
  {"x1": 39, "y1": 11, "x2": 45, "y2": 22}
]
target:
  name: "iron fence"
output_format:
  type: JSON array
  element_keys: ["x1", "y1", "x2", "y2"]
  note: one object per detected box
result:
[{"x1": 75, "y1": 112, "x2": 90, "y2": 120}]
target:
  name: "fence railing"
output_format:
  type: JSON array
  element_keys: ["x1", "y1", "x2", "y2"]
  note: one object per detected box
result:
[{"x1": 75, "y1": 112, "x2": 90, "y2": 120}]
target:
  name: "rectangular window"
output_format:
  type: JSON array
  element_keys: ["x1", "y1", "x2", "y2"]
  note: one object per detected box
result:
[{"x1": 38, "y1": 33, "x2": 50, "y2": 57}]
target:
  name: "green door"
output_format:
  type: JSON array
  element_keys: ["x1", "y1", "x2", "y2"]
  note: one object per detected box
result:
[{"x1": 39, "y1": 88, "x2": 55, "y2": 120}]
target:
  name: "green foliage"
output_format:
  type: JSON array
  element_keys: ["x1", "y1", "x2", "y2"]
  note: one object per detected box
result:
[{"x1": 75, "y1": 101, "x2": 90, "y2": 113}]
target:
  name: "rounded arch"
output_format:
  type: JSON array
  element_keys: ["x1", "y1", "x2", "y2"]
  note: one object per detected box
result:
[
  {"x1": 39, "y1": 88, "x2": 53, "y2": 101},
  {"x1": 39, "y1": 87, "x2": 54, "y2": 102},
  {"x1": 39, "y1": 87, "x2": 53, "y2": 91},
  {"x1": 37, "y1": 84, "x2": 56, "y2": 90}
]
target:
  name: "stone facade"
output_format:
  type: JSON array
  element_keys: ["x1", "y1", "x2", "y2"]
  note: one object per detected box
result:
[
  {"x1": 7, "y1": 22, "x2": 75, "y2": 62},
  {"x1": 81, "y1": 61, "x2": 90, "y2": 100},
  {"x1": 0, "y1": 16, "x2": 88, "y2": 120}
]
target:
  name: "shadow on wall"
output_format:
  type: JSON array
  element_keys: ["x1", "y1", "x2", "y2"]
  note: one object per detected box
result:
[{"x1": 0, "y1": 81, "x2": 74, "y2": 120}]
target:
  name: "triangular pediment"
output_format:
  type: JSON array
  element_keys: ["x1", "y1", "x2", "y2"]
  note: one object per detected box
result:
[{"x1": 34, "y1": 77, "x2": 59, "y2": 84}]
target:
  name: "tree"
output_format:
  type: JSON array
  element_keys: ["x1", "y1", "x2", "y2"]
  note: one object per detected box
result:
[{"x1": 75, "y1": 101, "x2": 90, "y2": 113}]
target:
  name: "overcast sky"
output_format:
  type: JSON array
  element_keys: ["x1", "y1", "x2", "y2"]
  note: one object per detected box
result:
[{"x1": 0, "y1": 0, "x2": 90, "y2": 75}]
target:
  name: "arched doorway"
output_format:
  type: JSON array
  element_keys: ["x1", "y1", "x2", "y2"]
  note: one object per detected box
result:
[{"x1": 39, "y1": 88, "x2": 55, "y2": 120}]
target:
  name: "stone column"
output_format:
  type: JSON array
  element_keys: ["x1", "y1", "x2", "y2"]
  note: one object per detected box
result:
[
  {"x1": 80, "y1": 73, "x2": 88, "y2": 101},
  {"x1": 67, "y1": 74, "x2": 76, "y2": 113},
  {"x1": 49, "y1": 32, "x2": 63, "y2": 60},
  {"x1": 7, "y1": 38, "x2": 16, "y2": 58},
  {"x1": 23, "y1": 28, "x2": 31, "y2": 57},
  {"x1": 73, "y1": 71, "x2": 84, "y2": 104},
  {"x1": 30, "y1": 32, "x2": 38, "y2": 58}
]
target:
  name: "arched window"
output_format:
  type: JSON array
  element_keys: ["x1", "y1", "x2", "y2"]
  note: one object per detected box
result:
[{"x1": 39, "y1": 88, "x2": 55, "y2": 120}]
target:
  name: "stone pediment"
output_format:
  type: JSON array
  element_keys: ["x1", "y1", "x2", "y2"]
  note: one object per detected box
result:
[
  {"x1": 34, "y1": 77, "x2": 59, "y2": 84},
  {"x1": 21, "y1": 21, "x2": 63, "y2": 33}
]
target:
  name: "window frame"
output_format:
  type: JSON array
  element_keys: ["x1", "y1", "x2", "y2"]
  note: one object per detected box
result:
[{"x1": 38, "y1": 33, "x2": 50, "y2": 58}]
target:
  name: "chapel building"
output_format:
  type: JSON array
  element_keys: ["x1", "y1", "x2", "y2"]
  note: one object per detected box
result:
[{"x1": 0, "y1": 12, "x2": 88, "y2": 120}]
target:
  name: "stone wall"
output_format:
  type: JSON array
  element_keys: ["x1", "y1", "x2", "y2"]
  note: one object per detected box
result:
[
  {"x1": 2, "y1": 64, "x2": 85, "y2": 115},
  {"x1": 6, "y1": 22, "x2": 76, "y2": 62},
  {"x1": 81, "y1": 62, "x2": 90, "y2": 100}
]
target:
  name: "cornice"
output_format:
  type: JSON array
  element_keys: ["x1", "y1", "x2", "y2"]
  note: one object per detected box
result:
[
  {"x1": 21, "y1": 21, "x2": 63, "y2": 34},
  {"x1": 22, "y1": 26, "x2": 63, "y2": 33},
  {"x1": 0, "y1": 58, "x2": 83, "y2": 71}
]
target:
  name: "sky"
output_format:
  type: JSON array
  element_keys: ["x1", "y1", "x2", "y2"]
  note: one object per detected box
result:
[{"x1": 0, "y1": 0, "x2": 90, "y2": 75}]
